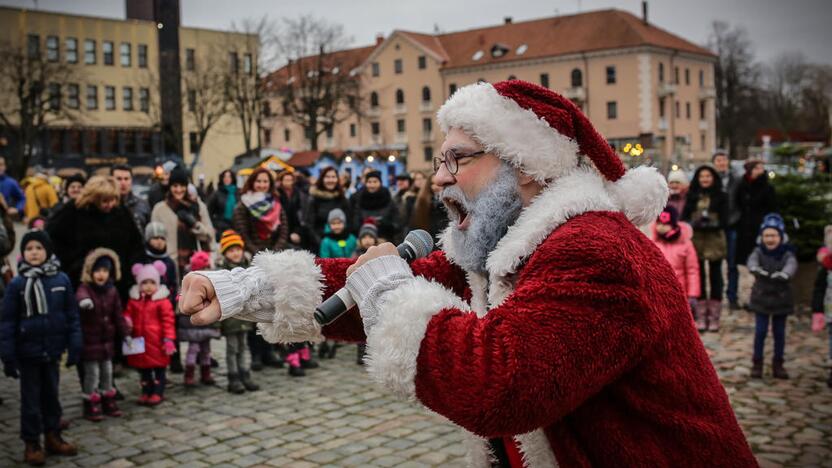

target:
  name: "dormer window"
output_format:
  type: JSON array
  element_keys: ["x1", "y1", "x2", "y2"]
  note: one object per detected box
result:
[
  {"x1": 490, "y1": 43, "x2": 510, "y2": 58},
  {"x1": 472, "y1": 50, "x2": 484, "y2": 61},
  {"x1": 516, "y1": 44, "x2": 528, "y2": 55}
]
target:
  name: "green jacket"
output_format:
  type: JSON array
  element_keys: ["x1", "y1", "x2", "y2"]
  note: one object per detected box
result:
[
  {"x1": 217, "y1": 257, "x2": 254, "y2": 335},
  {"x1": 319, "y1": 233, "x2": 357, "y2": 259}
]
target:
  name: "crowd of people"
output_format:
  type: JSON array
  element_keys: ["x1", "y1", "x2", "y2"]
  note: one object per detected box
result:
[{"x1": 0, "y1": 147, "x2": 830, "y2": 465}]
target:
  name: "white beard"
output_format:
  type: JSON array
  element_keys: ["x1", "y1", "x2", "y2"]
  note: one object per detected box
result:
[{"x1": 441, "y1": 163, "x2": 523, "y2": 274}]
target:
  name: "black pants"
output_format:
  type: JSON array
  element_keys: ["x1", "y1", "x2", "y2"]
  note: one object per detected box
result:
[
  {"x1": 19, "y1": 360, "x2": 62, "y2": 442},
  {"x1": 699, "y1": 259, "x2": 724, "y2": 301},
  {"x1": 139, "y1": 368, "x2": 167, "y2": 396}
]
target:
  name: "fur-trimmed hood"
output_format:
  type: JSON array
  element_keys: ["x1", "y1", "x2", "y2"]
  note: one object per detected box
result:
[
  {"x1": 128, "y1": 284, "x2": 170, "y2": 301},
  {"x1": 81, "y1": 247, "x2": 122, "y2": 284}
]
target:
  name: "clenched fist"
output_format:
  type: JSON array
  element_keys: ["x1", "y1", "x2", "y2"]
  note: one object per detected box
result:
[{"x1": 179, "y1": 273, "x2": 221, "y2": 325}]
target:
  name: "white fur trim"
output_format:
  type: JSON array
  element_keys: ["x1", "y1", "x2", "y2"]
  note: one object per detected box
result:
[
  {"x1": 253, "y1": 250, "x2": 326, "y2": 344},
  {"x1": 436, "y1": 82, "x2": 580, "y2": 184},
  {"x1": 515, "y1": 429, "x2": 559, "y2": 467},
  {"x1": 364, "y1": 276, "x2": 470, "y2": 399},
  {"x1": 466, "y1": 271, "x2": 489, "y2": 318},
  {"x1": 462, "y1": 433, "x2": 495, "y2": 468},
  {"x1": 606, "y1": 166, "x2": 668, "y2": 227},
  {"x1": 129, "y1": 284, "x2": 170, "y2": 301}
]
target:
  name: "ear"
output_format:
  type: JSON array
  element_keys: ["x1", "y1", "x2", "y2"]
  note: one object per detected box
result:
[
  {"x1": 516, "y1": 170, "x2": 537, "y2": 188},
  {"x1": 153, "y1": 260, "x2": 167, "y2": 276},
  {"x1": 131, "y1": 263, "x2": 144, "y2": 277}
]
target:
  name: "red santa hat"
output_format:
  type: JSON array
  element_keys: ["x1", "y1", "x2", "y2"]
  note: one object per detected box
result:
[{"x1": 437, "y1": 80, "x2": 667, "y2": 225}]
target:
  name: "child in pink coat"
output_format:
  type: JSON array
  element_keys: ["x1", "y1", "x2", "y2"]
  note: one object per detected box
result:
[{"x1": 651, "y1": 206, "x2": 702, "y2": 327}]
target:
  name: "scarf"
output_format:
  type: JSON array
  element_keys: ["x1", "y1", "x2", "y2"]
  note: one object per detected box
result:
[
  {"x1": 223, "y1": 185, "x2": 237, "y2": 221},
  {"x1": 18, "y1": 255, "x2": 61, "y2": 318},
  {"x1": 241, "y1": 191, "x2": 282, "y2": 241},
  {"x1": 145, "y1": 243, "x2": 169, "y2": 260},
  {"x1": 760, "y1": 243, "x2": 792, "y2": 261}
]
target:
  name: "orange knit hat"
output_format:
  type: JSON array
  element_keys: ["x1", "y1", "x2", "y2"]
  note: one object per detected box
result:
[{"x1": 219, "y1": 229, "x2": 245, "y2": 254}]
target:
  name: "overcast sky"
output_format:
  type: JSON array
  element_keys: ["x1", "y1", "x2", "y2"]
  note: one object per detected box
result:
[{"x1": 2, "y1": 0, "x2": 830, "y2": 64}]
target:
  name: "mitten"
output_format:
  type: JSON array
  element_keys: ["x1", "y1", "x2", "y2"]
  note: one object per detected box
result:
[
  {"x1": 79, "y1": 298, "x2": 94, "y2": 310},
  {"x1": 163, "y1": 340, "x2": 176, "y2": 356},
  {"x1": 771, "y1": 271, "x2": 790, "y2": 281},
  {"x1": 812, "y1": 312, "x2": 826, "y2": 333},
  {"x1": 750, "y1": 267, "x2": 769, "y2": 278}
]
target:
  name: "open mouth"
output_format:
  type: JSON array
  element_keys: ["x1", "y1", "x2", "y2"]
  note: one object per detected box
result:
[{"x1": 443, "y1": 197, "x2": 471, "y2": 230}]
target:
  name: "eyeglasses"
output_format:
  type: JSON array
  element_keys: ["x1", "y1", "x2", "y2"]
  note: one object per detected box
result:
[{"x1": 433, "y1": 149, "x2": 485, "y2": 175}]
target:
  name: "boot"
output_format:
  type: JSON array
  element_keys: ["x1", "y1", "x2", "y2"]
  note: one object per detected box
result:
[
  {"x1": 184, "y1": 365, "x2": 196, "y2": 387},
  {"x1": 327, "y1": 343, "x2": 338, "y2": 359},
  {"x1": 210, "y1": 357, "x2": 219, "y2": 368},
  {"x1": 102, "y1": 390, "x2": 122, "y2": 417},
  {"x1": 288, "y1": 365, "x2": 306, "y2": 377},
  {"x1": 44, "y1": 432, "x2": 77, "y2": 456},
  {"x1": 83, "y1": 393, "x2": 104, "y2": 422},
  {"x1": 200, "y1": 365, "x2": 216, "y2": 385},
  {"x1": 227, "y1": 373, "x2": 245, "y2": 394},
  {"x1": 23, "y1": 441, "x2": 45, "y2": 466},
  {"x1": 750, "y1": 359, "x2": 763, "y2": 379},
  {"x1": 694, "y1": 301, "x2": 708, "y2": 332},
  {"x1": 250, "y1": 353, "x2": 263, "y2": 372},
  {"x1": 169, "y1": 351, "x2": 184, "y2": 374},
  {"x1": 241, "y1": 371, "x2": 260, "y2": 391},
  {"x1": 772, "y1": 358, "x2": 789, "y2": 380},
  {"x1": 263, "y1": 349, "x2": 284, "y2": 368},
  {"x1": 357, "y1": 344, "x2": 366, "y2": 365},
  {"x1": 707, "y1": 300, "x2": 721, "y2": 332},
  {"x1": 300, "y1": 346, "x2": 318, "y2": 369},
  {"x1": 286, "y1": 352, "x2": 305, "y2": 377}
]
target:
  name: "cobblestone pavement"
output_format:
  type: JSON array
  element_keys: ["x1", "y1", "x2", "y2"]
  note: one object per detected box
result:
[{"x1": 0, "y1": 310, "x2": 830, "y2": 467}]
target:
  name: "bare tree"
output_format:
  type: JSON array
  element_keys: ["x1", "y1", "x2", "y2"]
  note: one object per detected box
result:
[
  {"x1": 0, "y1": 40, "x2": 84, "y2": 178},
  {"x1": 183, "y1": 52, "x2": 228, "y2": 170},
  {"x1": 268, "y1": 15, "x2": 362, "y2": 151},
  {"x1": 764, "y1": 52, "x2": 810, "y2": 136}
]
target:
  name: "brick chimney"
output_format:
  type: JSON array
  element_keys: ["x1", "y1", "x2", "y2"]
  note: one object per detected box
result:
[
  {"x1": 642, "y1": 1, "x2": 648, "y2": 25},
  {"x1": 504, "y1": 16, "x2": 512, "y2": 24},
  {"x1": 375, "y1": 34, "x2": 384, "y2": 45}
]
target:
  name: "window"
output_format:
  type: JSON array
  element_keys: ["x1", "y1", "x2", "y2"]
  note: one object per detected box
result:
[
  {"x1": 421, "y1": 86, "x2": 431, "y2": 103},
  {"x1": 120, "y1": 42, "x2": 131, "y2": 67},
  {"x1": 244, "y1": 53, "x2": 253, "y2": 75},
  {"x1": 229, "y1": 52, "x2": 239, "y2": 73},
  {"x1": 449, "y1": 83, "x2": 457, "y2": 96},
  {"x1": 105, "y1": 86, "x2": 115, "y2": 110},
  {"x1": 686, "y1": 102, "x2": 691, "y2": 119},
  {"x1": 422, "y1": 117, "x2": 432, "y2": 134},
  {"x1": 423, "y1": 146, "x2": 433, "y2": 162},
  {"x1": 46, "y1": 36, "x2": 59, "y2": 62},
  {"x1": 185, "y1": 48, "x2": 195, "y2": 70},
  {"x1": 418, "y1": 55, "x2": 426, "y2": 70},
  {"x1": 66, "y1": 38, "x2": 78, "y2": 63},
  {"x1": 674, "y1": 66, "x2": 679, "y2": 84},
  {"x1": 606, "y1": 66, "x2": 616, "y2": 84},
  {"x1": 540, "y1": 73, "x2": 549, "y2": 89},
  {"x1": 139, "y1": 88, "x2": 149, "y2": 112},
  {"x1": 659, "y1": 97, "x2": 665, "y2": 118},
  {"x1": 699, "y1": 70, "x2": 704, "y2": 87},
  {"x1": 370, "y1": 92, "x2": 379, "y2": 108},
  {"x1": 86, "y1": 85, "x2": 98, "y2": 110},
  {"x1": 395, "y1": 89, "x2": 404, "y2": 105},
  {"x1": 189, "y1": 132, "x2": 199, "y2": 154},
  {"x1": 570, "y1": 68, "x2": 583, "y2": 87},
  {"x1": 699, "y1": 100, "x2": 706, "y2": 119},
  {"x1": 138, "y1": 44, "x2": 148, "y2": 68},
  {"x1": 349, "y1": 123, "x2": 356, "y2": 137},
  {"x1": 262, "y1": 101, "x2": 271, "y2": 117},
  {"x1": 284, "y1": 129, "x2": 290, "y2": 142},
  {"x1": 397, "y1": 119, "x2": 405, "y2": 133},
  {"x1": 123, "y1": 87, "x2": 133, "y2": 111},
  {"x1": 67, "y1": 84, "x2": 80, "y2": 109},
  {"x1": 27, "y1": 34, "x2": 39, "y2": 58},
  {"x1": 85, "y1": 39, "x2": 96, "y2": 64},
  {"x1": 394, "y1": 58, "x2": 403, "y2": 74},
  {"x1": 658, "y1": 63, "x2": 664, "y2": 83},
  {"x1": 508, "y1": 75, "x2": 517, "y2": 80},
  {"x1": 371, "y1": 122, "x2": 380, "y2": 135},
  {"x1": 675, "y1": 101, "x2": 680, "y2": 118},
  {"x1": 187, "y1": 89, "x2": 196, "y2": 112},
  {"x1": 48, "y1": 83, "x2": 60, "y2": 110},
  {"x1": 100, "y1": 41, "x2": 113, "y2": 65},
  {"x1": 700, "y1": 132, "x2": 706, "y2": 151},
  {"x1": 684, "y1": 68, "x2": 690, "y2": 85},
  {"x1": 263, "y1": 129, "x2": 271, "y2": 146},
  {"x1": 606, "y1": 101, "x2": 617, "y2": 119},
  {"x1": 371, "y1": 62, "x2": 380, "y2": 77}
]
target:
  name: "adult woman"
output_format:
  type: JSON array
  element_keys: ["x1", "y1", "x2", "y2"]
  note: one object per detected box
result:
[
  {"x1": 150, "y1": 168, "x2": 215, "y2": 277},
  {"x1": 305, "y1": 166, "x2": 350, "y2": 252},
  {"x1": 682, "y1": 165, "x2": 728, "y2": 332},
  {"x1": 207, "y1": 169, "x2": 238, "y2": 241},
  {"x1": 349, "y1": 170, "x2": 400, "y2": 243},
  {"x1": 232, "y1": 167, "x2": 289, "y2": 255},
  {"x1": 409, "y1": 174, "x2": 449, "y2": 244},
  {"x1": 46, "y1": 176, "x2": 144, "y2": 298},
  {"x1": 736, "y1": 160, "x2": 777, "y2": 268},
  {"x1": 276, "y1": 170, "x2": 308, "y2": 249}
]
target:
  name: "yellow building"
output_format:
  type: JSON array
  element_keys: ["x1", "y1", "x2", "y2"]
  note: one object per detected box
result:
[
  {"x1": 264, "y1": 9, "x2": 717, "y2": 173},
  {"x1": 0, "y1": 2, "x2": 256, "y2": 182}
]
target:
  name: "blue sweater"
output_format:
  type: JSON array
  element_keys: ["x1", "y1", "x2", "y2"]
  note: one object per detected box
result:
[{"x1": 0, "y1": 174, "x2": 25, "y2": 212}]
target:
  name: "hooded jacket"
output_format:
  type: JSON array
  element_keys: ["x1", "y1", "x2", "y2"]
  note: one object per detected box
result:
[
  {"x1": 76, "y1": 248, "x2": 128, "y2": 361},
  {"x1": 650, "y1": 221, "x2": 701, "y2": 298}
]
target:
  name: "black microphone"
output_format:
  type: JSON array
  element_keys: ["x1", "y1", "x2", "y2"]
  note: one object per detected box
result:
[{"x1": 314, "y1": 229, "x2": 434, "y2": 326}]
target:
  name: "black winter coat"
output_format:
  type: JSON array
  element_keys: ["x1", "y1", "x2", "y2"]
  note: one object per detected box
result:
[
  {"x1": 305, "y1": 186, "x2": 351, "y2": 250},
  {"x1": 350, "y1": 188, "x2": 401, "y2": 242},
  {"x1": 736, "y1": 176, "x2": 777, "y2": 266}
]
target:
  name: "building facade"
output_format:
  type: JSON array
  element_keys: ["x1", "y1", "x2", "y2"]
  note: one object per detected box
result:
[{"x1": 264, "y1": 9, "x2": 717, "y2": 175}]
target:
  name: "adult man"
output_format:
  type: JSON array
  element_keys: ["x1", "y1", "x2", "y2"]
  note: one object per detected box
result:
[
  {"x1": 713, "y1": 150, "x2": 742, "y2": 309},
  {"x1": 181, "y1": 81, "x2": 755, "y2": 467},
  {"x1": 147, "y1": 161, "x2": 176, "y2": 208},
  {"x1": 0, "y1": 156, "x2": 25, "y2": 219},
  {"x1": 392, "y1": 173, "x2": 415, "y2": 232},
  {"x1": 112, "y1": 164, "x2": 150, "y2": 232}
]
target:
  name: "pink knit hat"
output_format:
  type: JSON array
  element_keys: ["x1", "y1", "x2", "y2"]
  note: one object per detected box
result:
[
  {"x1": 131, "y1": 261, "x2": 167, "y2": 286},
  {"x1": 189, "y1": 251, "x2": 211, "y2": 272}
]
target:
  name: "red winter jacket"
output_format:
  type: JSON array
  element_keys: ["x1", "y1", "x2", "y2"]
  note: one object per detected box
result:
[
  {"x1": 317, "y1": 212, "x2": 756, "y2": 467},
  {"x1": 123, "y1": 285, "x2": 175, "y2": 369}
]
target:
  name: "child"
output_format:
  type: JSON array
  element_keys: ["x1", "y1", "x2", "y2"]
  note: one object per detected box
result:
[
  {"x1": 138, "y1": 222, "x2": 180, "y2": 372},
  {"x1": 217, "y1": 230, "x2": 260, "y2": 394},
  {"x1": 319, "y1": 209, "x2": 357, "y2": 259},
  {"x1": 0, "y1": 230, "x2": 80, "y2": 465},
  {"x1": 650, "y1": 206, "x2": 701, "y2": 328},
  {"x1": 76, "y1": 248, "x2": 128, "y2": 421},
  {"x1": 811, "y1": 225, "x2": 832, "y2": 388},
  {"x1": 747, "y1": 213, "x2": 797, "y2": 380},
  {"x1": 124, "y1": 261, "x2": 175, "y2": 405},
  {"x1": 354, "y1": 220, "x2": 379, "y2": 258},
  {"x1": 178, "y1": 251, "x2": 220, "y2": 387}
]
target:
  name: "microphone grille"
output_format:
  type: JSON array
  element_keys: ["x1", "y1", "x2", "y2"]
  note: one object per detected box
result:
[{"x1": 405, "y1": 229, "x2": 434, "y2": 258}]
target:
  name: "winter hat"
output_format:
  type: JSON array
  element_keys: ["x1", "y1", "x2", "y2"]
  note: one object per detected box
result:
[
  {"x1": 131, "y1": 261, "x2": 166, "y2": 286},
  {"x1": 92, "y1": 255, "x2": 114, "y2": 274},
  {"x1": 666, "y1": 169, "x2": 688, "y2": 185},
  {"x1": 657, "y1": 205, "x2": 680, "y2": 229},
  {"x1": 169, "y1": 167, "x2": 189, "y2": 187},
  {"x1": 758, "y1": 213, "x2": 787, "y2": 242},
  {"x1": 327, "y1": 208, "x2": 346, "y2": 224},
  {"x1": 219, "y1": 230, "x2": 244, "y2": 254},
  {"x1": 436, "y1": 80, "x2": 667, "y2": 225},
  {"x1": 189, "y1": 250, "x2": 211, "y2": 271},
  {"x1": 364, "y1": 171, "x2": 382, "y2": 183},
  {"x1": 162, "y1": 161, "x2": 178, "y2": 174},
  {"x1": 359, "y1": 219, "x2": 378, "y2": 239},
  {"x1": 64, "y1": 173, "x2": 87, "y2": 188},
  {"x1": 21, "y1": 230, "x2": 54, "y2": 258},
  {"x1": 144, "y1": 221, "x2": 168, "y2": 242}
]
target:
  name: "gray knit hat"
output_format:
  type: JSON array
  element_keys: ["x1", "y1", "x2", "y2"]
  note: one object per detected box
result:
[
  {"x1": 144, "y1": 221, "x2": 168, "y2": 242},
  {"x1": 327, "y1": 208, "x2": 346, "y2": 224},
  {"x1": 359, "y1": 221, "x2": 378, "y2": 239}
]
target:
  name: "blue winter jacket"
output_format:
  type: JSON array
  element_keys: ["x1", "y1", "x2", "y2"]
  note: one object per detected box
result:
[
  {"x1": 0, "y1": 272, "x2": 81, "y2": 364},
  {"x1": 0, "y1": 174, "x2": 26, "y2": 212}
]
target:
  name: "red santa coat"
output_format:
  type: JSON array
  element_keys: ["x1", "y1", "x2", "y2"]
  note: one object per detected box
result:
[
  {"x1": 256, "y1": 168, "x2": 756, "y2": 467},
  {"x1": 123, "y1": 285, "x2": 175, "y2": 369}
]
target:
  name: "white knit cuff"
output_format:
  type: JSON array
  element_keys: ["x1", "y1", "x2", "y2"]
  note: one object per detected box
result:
[
  {"x1": 345, "y1": 256, "x2": 413, "y2": 336},
  {"x1": 196, "y1": 266, "x2": 272, "y2": 321}
]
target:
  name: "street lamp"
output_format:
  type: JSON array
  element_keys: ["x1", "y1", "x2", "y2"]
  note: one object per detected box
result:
[
  {"x1": 387, "y1": 155, "x2": 396, "y2": 162},
  {"x1": 367, "y1": 155, "x2": 375, "y2": 163}
]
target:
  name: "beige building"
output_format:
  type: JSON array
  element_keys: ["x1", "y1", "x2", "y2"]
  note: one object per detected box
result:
[
  {"x1": 0, "y1": 3, "x2": 256, "y2": 182},
  {"x1": 265, "y1": 9, "x2": 717, "y2": 174}
]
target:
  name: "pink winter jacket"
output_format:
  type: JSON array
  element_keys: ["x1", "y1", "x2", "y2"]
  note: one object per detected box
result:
[{"x1": 650, "y1": 221, "x2": 701, "y2": 298}]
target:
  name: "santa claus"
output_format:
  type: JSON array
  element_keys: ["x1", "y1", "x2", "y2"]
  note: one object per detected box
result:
[{"x1": 181, "y1": 80, "x2": 756, "y2": 467}]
